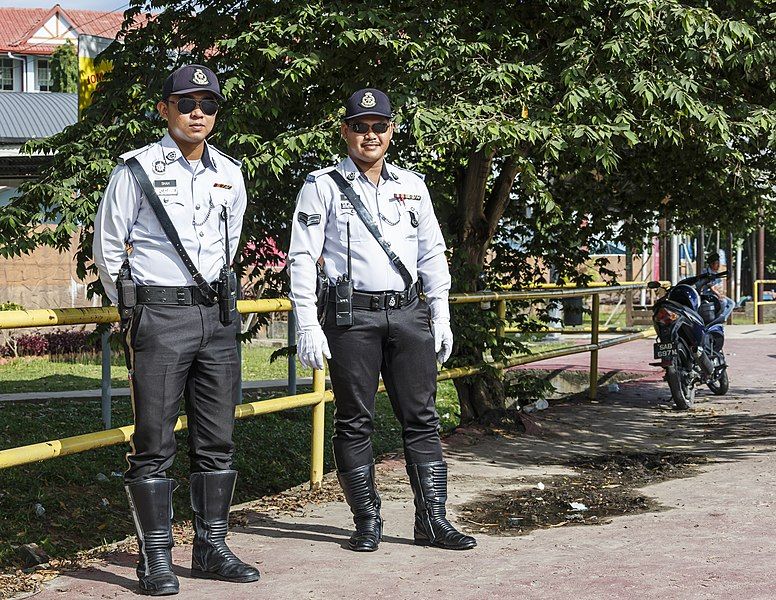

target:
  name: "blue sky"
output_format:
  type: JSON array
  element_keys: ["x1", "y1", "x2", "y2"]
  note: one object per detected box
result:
[{"x1": 0, "y1": 1, "x2": 128, "y2": 10}]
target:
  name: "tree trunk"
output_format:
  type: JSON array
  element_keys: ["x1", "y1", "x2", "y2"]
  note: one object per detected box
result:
[{"x1": 451, "y1": 150, "x2": 521, "y2": 422}]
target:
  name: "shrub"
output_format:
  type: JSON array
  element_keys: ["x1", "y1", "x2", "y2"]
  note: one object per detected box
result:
[{"x1": 1, "y1": 329, "x2": 101, "y2": 358}]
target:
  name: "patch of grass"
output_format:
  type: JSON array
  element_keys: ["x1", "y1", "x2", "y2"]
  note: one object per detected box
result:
[{"x1": 0, "y1": 380, "x2": 460, "y2": 569}]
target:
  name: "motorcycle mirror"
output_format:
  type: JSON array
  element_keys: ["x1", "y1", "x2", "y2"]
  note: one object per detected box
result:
[{"x1": 647, "y1": 281, "x2": 662, "y2": 289}]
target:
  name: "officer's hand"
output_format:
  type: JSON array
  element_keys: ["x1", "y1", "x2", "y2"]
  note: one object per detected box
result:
[
  {"x1": 433, "y1": 321, "x2": 454, "y2": 365},
  {"x1": 297, "y1": 326, "x2": 332, "y2": 371}
]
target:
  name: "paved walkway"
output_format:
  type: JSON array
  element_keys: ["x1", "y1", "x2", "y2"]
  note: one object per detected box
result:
[{"x1": 20, "y1": 330, "x2": 776, "y2": 599}]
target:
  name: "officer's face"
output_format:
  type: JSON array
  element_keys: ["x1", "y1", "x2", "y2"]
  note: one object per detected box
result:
[
  {"x1": 341, "y1": 117, "x2": 393, "y2": 166},
  {"x1": 157, "y1": 91, "x2": 217, "y2": 146}
]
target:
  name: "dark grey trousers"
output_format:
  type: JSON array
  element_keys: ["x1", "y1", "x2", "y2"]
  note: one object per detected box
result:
[
  {"x1": 323, "y1": 296, "x2": 443, "y2": 471},
  {"x1": 123, "y1": 303, "x2": 240, "y2": 484}
]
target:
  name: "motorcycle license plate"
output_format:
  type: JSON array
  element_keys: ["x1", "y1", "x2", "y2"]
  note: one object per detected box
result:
[{"x1": 653, "y1": 342, "x2": 677, "y2": 359}]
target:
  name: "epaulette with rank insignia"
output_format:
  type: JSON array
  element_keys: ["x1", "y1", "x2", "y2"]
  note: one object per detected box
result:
[
  {"x1": 209, "y1": 145, "x2": 242, "y2": 167},
  {"x1": 304, "y1": 167, "x2": 336, "y2": 184},
  {"x1": 117, "y1": 143, "x2": 153, "y2": 164}
]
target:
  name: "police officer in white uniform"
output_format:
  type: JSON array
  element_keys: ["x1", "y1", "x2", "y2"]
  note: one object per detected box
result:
[
  {"x1": 289, "y1": 89, "x2": 476, "y2": 552},
  {"x1": 94, "y1": 64, "x2": 259, "y2": 595}
]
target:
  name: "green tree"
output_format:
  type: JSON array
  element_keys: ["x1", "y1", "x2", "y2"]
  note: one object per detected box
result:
[
  {"x1": 1, "y1": 0, "x2": 773, "y2": 421},
  {"x1": 51, "y1": 40, "x2": 78, "y2": 93}
]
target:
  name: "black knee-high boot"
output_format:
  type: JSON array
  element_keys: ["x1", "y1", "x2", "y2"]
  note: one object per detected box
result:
[
  {"x1": 407, "y1": 461, "x2": 477, "y2": 550},
  {"x1": 337, "y1": 463, "x2": 383, "y2": 552},
  {"x1": 125, "y1": 478, "x2": 180, "y2": 596},
  {"x1": 190, "y1": 470, "x2": 260, "y2": 583}
]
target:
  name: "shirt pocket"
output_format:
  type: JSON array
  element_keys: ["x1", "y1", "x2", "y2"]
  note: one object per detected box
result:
[
  {"x1": 334, "y1": 197, "x2": 365, "y2": 243},
  {"x1": 206, "y1": 189, "x2": 233, "y2": 232},
  {"x1": 398, "y1": 204, "x2": 419, "y2": 241},
  {"x1": 142, "y1": 195, "x2": 187, "y2": 237}
]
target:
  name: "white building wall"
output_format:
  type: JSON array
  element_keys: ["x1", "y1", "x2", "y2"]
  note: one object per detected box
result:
[{"x1": 24, "y1": 56, "x2": 35, "y2": 92}]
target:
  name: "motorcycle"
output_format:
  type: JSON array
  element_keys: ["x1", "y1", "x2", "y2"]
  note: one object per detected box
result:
[{"x1": 648, "y1": 271, "x2": 733, "y2": 409}]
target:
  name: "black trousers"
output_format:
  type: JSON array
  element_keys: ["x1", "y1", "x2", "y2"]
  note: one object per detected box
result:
[
  {"x1": 323, "y1": 296, "x2": 443, "y2": 472},
  {"x1": 123, "y1": 303, "x2": 240, "y2": 484}
]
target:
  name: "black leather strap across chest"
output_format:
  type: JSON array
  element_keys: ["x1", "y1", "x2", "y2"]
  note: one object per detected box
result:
[
  {"x1": 326, "y1": 170, "x2": 414, "y2": 290},
  {"x1": 125, "y1": 157, "x2": 218, "y2": 303}
]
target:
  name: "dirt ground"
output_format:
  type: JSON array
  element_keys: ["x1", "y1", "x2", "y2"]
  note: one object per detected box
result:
[{"x1": 6, "y1": 333, "x2": 776, "y2": 600}]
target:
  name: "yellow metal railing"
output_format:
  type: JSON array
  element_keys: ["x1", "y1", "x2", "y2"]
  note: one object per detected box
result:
[
  {"x1": 754, "y1": 279, "x2": 776, "y2": 325},
  {"x1": 0, "y1": 284, "x2": 654, "y2": 487}
]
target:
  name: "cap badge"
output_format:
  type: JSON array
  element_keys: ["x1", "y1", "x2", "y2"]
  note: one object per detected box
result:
[
  {"x1": 191, "y1": 68, "x2": 210, "y2": 86},
  {"x1": 360, "y1": 92, "x2": 377, "y2": 108}
]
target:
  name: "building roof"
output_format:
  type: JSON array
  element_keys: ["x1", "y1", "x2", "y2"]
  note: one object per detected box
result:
[
  {"x1": 0, "y1": 92, "x2": 76, "y2": 143},
  {"x1": 0, "y1": 5, "x2": 133, "y2": 56}
]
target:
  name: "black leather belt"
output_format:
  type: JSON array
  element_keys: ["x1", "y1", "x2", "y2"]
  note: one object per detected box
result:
[
  {"x1": 329, "y1": 281, "x2": 421, "y2": 310},
  {"x1": 136, "y1": 285, "x2": 216, "y2": 306}
]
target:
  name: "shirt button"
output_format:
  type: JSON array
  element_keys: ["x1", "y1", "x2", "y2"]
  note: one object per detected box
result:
[
  {"x1": 199, "y1": 231, "x2": 204, "y2": 238},
  {"x1": 195, "y1": 204, "x2": 201, "y2": 210}
]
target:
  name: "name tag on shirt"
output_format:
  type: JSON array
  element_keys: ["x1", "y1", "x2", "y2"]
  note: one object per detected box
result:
[
  {"x1": 339, "y1": 198, "x2": 355, "y2": 214},
  {"x1": 154, "y1": 179, "x2": 177, "y2": 197}
]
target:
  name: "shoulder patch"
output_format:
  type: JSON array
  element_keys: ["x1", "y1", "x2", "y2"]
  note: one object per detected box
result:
[
  {"x1": 297, "y1": 212, "x2": 321, "y2": 227},
  {"x1": 305, "y1": 174, "x2": 316, "y2": 183},
  {"x1": 209, "y1": 145, "x2": 242, "y2": 167}
]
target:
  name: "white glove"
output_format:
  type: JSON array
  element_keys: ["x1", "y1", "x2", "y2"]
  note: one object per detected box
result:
[
  {"x1": 297, "y1": 326, "x2": 331, "y2": 370},
  {"x1": 433, "y1": 320, "x2": 454, "y2": 364}
]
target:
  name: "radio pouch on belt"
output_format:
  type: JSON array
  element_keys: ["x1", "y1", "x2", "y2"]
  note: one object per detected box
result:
[
  {"x1": 124, "y1": 157, "x2": 218, "y2": 305},
  {"x1": 116, "y1": 258, "x2": 135, "y2": 330},
  {"x1": 326, "y1": 171, "x2": 414, "y2": 290}
]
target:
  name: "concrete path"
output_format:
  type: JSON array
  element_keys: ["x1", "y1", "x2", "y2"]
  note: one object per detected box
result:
[{"x1": 23, "y1": 332, "x2": 776, "y2": 599}]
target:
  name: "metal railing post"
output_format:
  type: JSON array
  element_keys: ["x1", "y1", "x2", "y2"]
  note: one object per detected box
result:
[
  {"x1": 288, "y1": 311, "x2": 297, "y2": 395},
  {"x1": 237, "y1": 332, "x2": 244, "y2": 404},
  {"x1": 754, "y1": 279, "x2": 761, "y2": 325},
  {"x1": 309, "y1": 366, "x2": 326, "y2": 490},
  {"x1": 496, "y1": 299, "x2": 506, "y2": 339},
  {"x1": 100, "y1": 329, "x2": 111, "y2": 430},
  {"x1": 589, "y1": 294, "x2": 600, "y2": 400}
]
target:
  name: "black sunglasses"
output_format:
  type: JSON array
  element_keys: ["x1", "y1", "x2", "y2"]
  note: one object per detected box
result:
[
  {"x1": 348, "y1": 121, "x2": 391, "y2": 134},
  {"x1": 168, "y1": 97, "x2": 220, "y2": 116}
]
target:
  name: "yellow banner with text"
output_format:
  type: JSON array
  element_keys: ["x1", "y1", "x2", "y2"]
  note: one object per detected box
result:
[{"x1": 77, "y1": 34, "x2": 113, "y2": 115}]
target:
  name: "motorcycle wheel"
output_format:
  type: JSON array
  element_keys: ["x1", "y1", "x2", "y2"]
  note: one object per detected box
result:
[
  {"x1": 707, "y1": 368, "x2": 729, "y2": 395},
  {"x1": 666, "y1": 364, "x2": 695, "y2": 410}
]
